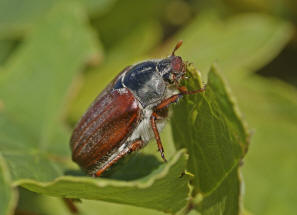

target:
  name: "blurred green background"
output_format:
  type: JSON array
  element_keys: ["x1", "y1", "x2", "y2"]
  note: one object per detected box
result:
[{"x1": 0, "y1": 0, "x2": 297, "y2": 214}]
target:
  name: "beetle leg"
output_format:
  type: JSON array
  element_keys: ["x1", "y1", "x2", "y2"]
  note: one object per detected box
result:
[
  {"x1": 150, "y1": 86, "x2": 205, "y2": 163},
  {"x1": 150, "y1": 112, "x2": 167, "y2": 162},
  {"x1": 155, "y1": 94, "x2": 181, "y2": 110},
  {"x1": 178, "y1": 85, "x2": 206, "y2": 95},
  {"x1": 155, "y1": 86, "x2": 205, "y2": 111},
  {"x1": 94, "y1": 139, "x2": 143, "y2": 177}
]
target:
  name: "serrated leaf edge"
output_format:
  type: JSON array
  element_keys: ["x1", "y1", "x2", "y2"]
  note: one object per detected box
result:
[{"x1": 209, "y1": 64, "x2": 251, "y2": 155}]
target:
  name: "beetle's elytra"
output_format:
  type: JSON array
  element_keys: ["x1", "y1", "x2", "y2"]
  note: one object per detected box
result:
[{"x1": 70, "y1": 41, "x2": 205, "y2": 177}]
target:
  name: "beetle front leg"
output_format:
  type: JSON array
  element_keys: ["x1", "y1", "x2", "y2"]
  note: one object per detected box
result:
[
  {"x1": 94, "y1": 139, "x2": 143, "y2": 177},
  {"x1": 155, "y1": 94, "x2": 181, "y2": 110},
  {"x1": 155, "y1": 85, "x2": 206, "y2": 111},
  {"x1": 178, "y1": 85, "x2": 206, "y2": 95}
]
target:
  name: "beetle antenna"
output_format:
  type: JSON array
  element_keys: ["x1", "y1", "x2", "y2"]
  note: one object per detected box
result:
[{"x1": 172, "y1": 40, "x2": 183, "y2": 56}]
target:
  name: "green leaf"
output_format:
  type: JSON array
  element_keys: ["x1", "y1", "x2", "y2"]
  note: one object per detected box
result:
[
  {"x1": 0, "y1": 0, "x2": 116, "y2": 39},
  {"x1": 172, "y1": 11, "x2": 296, "y2": 215},
  {"x1": 0, "y1": 154, "x2": 17, "y2": 215},
  {"x1": 16, "y1": 150, "x2": 189, "y2": 213},
  {"x1": 0, "y1": 1, "x2": 100, "y2": 181},
  {"x1": 173, "y1": 12, "x2": 293, "y2": 77},
  {"x1": 0, "y1": 40, "x2": 17, "y2": 66},
  {"x1": 224, "y1": 0, "x2": 297, "y2": 24},
  {"x1": 172, "y1": 65, "x2": 248, "y2": 194},
  {"x1": 171, "y1": 65, "x2": 248, "y2": 215},
  {"x1": 17, "y1": 188, "x2": 73, "y2": 215},
  {"x1": 232, "y1": 72, "x2": 297, "y2": 215},
  {"x1": 0, "y1": 2, "x2": 189, "y2": 213},
  {"x1": 195, "y1": 168, "x2": 242, "y2": 215},
  {"x1": 17, "y1": 188, "x2": 167, "y2": 215},
  {"x1": 83, "y1": 0, "x2": 117, "y2": 16},
  {"x1": 0, "y1": 0, "x2": 59, "y2": 38},
  {"x1": 91, "y1": 0, "x2": 167, "y2": 50}
]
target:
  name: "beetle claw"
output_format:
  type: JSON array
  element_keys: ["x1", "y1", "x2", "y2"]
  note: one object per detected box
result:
[{"x1": 160, "y1": 150, "x2": 167, "y2": 162}]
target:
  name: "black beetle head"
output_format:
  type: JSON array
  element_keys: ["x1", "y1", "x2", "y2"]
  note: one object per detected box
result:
[{"x1": 157, "y1": 41, "x2": 185, "y2": 85}]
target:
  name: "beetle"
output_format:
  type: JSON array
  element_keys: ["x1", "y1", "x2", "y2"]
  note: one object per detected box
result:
[{"x1": 70, "y1": 41, "x2": 205, "y2": 177}]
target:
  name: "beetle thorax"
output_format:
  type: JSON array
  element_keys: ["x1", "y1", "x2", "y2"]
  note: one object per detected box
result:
[{"x1": 114, "y1": 60, "x2": 167, "y2": 108}]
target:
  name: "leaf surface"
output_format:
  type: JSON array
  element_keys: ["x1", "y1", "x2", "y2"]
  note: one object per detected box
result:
[
  {"x1": 173, "y1": 12, "x2": 293, "y2": 77},
  {"x1": 173, "y1": 11, "x2": 296, "y2": 215},
  {"x1": 15, "y1": 150, "x2": 189, "y2": 213},
  {"x1": 0, "y1": 0, "x2": 115, "y2": 39},
  {"x1": 0, "y1": 155, "x2": 17, "y2": 215},
  {"x1": 171, "y1": 65, "x2": 248, "y2": 215},
  {"x1": 0, "y1": 2, "x2": 189, "y2": 213},
  {"x1": 17, "y1": 188, "x2": 167, "y2": 215},
  {"x1": 0, "y1": 1, "x2": 100, "y2": 182}
]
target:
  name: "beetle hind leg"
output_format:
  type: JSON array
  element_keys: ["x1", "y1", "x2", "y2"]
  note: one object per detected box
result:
[{"x1": 94, "y1": 139, "x2": 143, "y2": 177}]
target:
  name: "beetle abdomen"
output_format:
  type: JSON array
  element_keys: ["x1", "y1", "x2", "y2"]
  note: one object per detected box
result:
[{"x1": 70, "y1": 88, "x2": 141, "y2": 173}]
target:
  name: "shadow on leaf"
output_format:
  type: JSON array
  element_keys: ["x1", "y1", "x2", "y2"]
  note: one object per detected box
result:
[
  {"x1": 63, "y1": 153, "x2": 162, "y2": 181},
  {"x1": 101, "y1": 153, "x2": 162, "y2": 181}
]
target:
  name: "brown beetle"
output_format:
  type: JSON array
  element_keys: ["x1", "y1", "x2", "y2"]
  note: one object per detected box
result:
[{"x1": 70, "y1": 41, "x2": 205, "y2": 177}]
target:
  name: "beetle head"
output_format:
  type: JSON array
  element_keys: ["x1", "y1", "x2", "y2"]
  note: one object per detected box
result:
[{"x1": 157, "y1": 41, "x2": 186, "y2": 86}]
